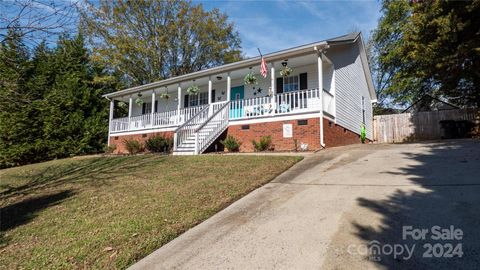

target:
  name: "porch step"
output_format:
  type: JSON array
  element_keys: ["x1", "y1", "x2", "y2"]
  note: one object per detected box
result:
[{"x1": 174, "y1": 102, "x2": 230, "y2": 155}]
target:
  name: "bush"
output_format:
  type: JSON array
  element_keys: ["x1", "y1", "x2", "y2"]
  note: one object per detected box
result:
[
  {"x1": 220, "y1": 135, "x2": 241, "y2": 152},
  {"x1": 123, "y1": 139, "x2": 143, "y2": 155},
  {"x1": 104, "y1": 144, "x2": 117, "y2": 154},
  {"x1": 252, "y1": 136, "x2": 272, "y2": 152},
  {"x1": 145, "y1": 135, "x2": 173, "y2": 153}
]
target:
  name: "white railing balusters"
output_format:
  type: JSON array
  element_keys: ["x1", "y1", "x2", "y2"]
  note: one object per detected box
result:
[
  {"x1": 195, "y1": 101, "x2": 230, "y2": 154},
  {"x1": 110, "y1": 89, "x2": 335, "y2": 134}
]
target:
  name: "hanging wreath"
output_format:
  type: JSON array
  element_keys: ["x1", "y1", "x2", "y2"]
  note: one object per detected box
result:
[
  {"x1": 280, "y1": 66, "x2": 292, "y2": 77},
  {"x1": 186, "y1": 85, "x2": 200, "y2": 95},
  {"x1": 244, "y1": 72, "x2": 257, "y2": 85}
]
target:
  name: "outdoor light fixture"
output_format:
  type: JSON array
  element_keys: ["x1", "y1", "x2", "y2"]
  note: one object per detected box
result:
[
  {"x1": 281, "y1": 61, "x2": 288, "y2": 67},
  {"x1": 216, "y1": 76, "x2": 222, "y2": 80},
  {"x1": 137, "y1": 93, "x2": 142, "y2": 97}
]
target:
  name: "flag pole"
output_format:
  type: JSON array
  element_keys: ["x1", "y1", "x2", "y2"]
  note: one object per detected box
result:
[{"x1": 257, "y1": 48, "x2": 263, "y2": 57}]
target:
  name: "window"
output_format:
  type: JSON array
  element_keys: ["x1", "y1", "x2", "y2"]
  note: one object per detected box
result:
[
  {"x1": 283, "y1": 75, "x2": 299, "y2": 92},
  {"x1": 241, "y1": 125, "x2": 250, "y2": 130},
  {"x1": 186, "y1": 92, "x2": 208, "y2": 107},
  {"x1": 199, "y1": 92, "x2": 208, "y2": 105},
  {"x1": 142, "y1": 102, "x2": 152, "y2": 114},
  {"x1": 361, "y1": 96, "x2": 366, "y2": 124}
]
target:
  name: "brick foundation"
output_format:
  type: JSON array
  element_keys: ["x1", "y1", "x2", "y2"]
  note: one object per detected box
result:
[
  {"x1": 322, "y1": 118, "x2": 363, "y2": 147},
  {"x1": 226, "y1": 118, "x2": 322, "y2": 152},
  {"x1": 109, "y1": 131, "x2": 173, "y2": 154},
  {"x1": 108, "y1": 117, "x2": 364, "y2": 154}
]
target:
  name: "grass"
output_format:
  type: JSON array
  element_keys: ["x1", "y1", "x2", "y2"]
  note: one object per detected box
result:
[{"x1": 0, "y1": 154, "x2": 301, "y2": 269}]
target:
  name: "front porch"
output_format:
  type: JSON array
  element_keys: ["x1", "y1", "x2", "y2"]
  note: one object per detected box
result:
[
  {"x1": 110, "y1": 88, "x2": 335, "y2": 134},
  {"x1": 106, "y1": 47, "x2": 335, "y2": 154}
]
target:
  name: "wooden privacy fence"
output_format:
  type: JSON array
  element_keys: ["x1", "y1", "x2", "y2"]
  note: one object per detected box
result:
[{"x1": 373, "y1": 109, "x2": 479, "y2": 143}]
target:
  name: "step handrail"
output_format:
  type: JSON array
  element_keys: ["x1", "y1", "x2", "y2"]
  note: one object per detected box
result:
[
  {"x1": 195, "y1": 101, "x2": 230, "y2": 154},
  {"x1": 195, "y1": 101, "x2": 230, "y2": 132},
  {"x1": 174, "y1": 104, "x2": 209, "y2": 133}
]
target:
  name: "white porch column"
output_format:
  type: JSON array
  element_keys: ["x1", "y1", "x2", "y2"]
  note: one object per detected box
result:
[
  {"x1": 177, "y1": 84, "x2": 182, "y2": 124},
  {"x1": 317, "y1": 52, "x2": 325, "y2": 148},
  {"x1": 208, "y1": 76, "x2": 213, "y2": 115},
  {"x1": 151, "y1": 90, "x2": 156, "y2": 127},
  {"x1": 128, "y1": 96, "x2": 133, "y2": 130},
  {"x1": 107, "y1": 98, "x2": 114, "y2": 146},
  {"x1": 270, "y1": 62, "x2": 276, "y2": 114},
  {"x1": 226, "y1": 72, "x2": 231, "y2": 102}
]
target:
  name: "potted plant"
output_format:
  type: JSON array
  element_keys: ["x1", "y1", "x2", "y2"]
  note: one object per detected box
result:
[
  {"x1": 135, "y1": 97, "x2": 144, "y2": 106},
  {"x1": 187, "y1": 85, "x2": 200, "y2": 95},
  {"x1": 244, "y1": 72, "x2": 257, "y2": 85},
  {"x1": 280, "y1": 66, "x2": 292, "y2": 77},
  {"x1": 159, "y1": 92, "x2": 170, "y2": 99}
]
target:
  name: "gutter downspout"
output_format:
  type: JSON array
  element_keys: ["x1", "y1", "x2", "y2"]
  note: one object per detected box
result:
[{"x1": 315, "y1": 45, "x2": 329, "y2": 148}]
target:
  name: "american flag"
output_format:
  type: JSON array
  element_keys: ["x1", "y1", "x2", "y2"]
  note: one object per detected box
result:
[{"x1": 260, "y1": 56, "x2": 267, "y2": 78}]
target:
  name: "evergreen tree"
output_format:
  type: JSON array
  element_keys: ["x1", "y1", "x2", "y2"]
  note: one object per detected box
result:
[
  {"x1": 41, "y1": 34, "x2": 110, "y2": 158},
  {"x1": 0, "y1": 31, "x2": 116, "y2": 168}
]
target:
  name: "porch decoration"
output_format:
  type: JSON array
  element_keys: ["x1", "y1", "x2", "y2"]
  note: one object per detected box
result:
[
  {"x1": 280, "y1": 66, "x2": 292, "y2": 77},
  {"x1": 135, "y1": 96, "x2": 143, "y2": 107},
  {"x1": 244, "y1": 72, "x2": 257, "y2": 85},
  {"x1": 159, "y1": 93, "x2": 170, "y2": 99},
  {"x1": 159, "y1": 87, "x2": 170, "y2": 99},
  {"x1": 186, "y1": 85, "x2": 200, "y2": 95}
]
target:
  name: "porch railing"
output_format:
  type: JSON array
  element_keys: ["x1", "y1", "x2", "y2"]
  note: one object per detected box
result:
[
  {"x1": 229, "y1": 88, "x2": 333, "y2": 120},
  {"x1": 173, "y1": 105, "x2": 210, "y2": 151},
  {"x1": 110, "y1": 104, "x2": 208, "y2": 133},
  {"x1": 110, "y1": 89, "x2": 335, "y2": 133},
  {"x1": 195, "y1": 101, "x2": 230, "y2": 154},
  {"x1": 322, "y1": 90, "x2": 335, "y2": 117}
]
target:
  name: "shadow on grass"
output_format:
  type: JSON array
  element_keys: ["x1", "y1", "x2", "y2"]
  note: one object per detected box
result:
[
  {"x1": 0, "y1": 155, "x2": 166, "y2": 200},
  {"x1": 354, "y1": 140, "x2": 480, "y2": 269},
  {"x1": 0, "y1": 190, "x2": 75, "y2": 245}
]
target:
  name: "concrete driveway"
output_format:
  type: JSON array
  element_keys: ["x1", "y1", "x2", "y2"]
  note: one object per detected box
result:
[{"x1": 130, "y1": 139, "x2": 480, "y2": 270}]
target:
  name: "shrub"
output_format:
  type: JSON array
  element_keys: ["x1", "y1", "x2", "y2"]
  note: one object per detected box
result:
[
  {"x1": 220, "y1": 135, "x2": 241, "y2": 152},
  {"x1": 104, "y1": 144, "x2": 117, "y2": 154},
  {"x1": 252, "y1": 136, "x2": 272, "y2": 152},
  {"x1": 145, "y1": 135, "x2": 174, "y2": 153},
  {"x1": 123, "y1": 139, "x2": 143, "y2": 155},
  {"x1": 360, "y1": 125, "x2": 366, "y2": 143}
]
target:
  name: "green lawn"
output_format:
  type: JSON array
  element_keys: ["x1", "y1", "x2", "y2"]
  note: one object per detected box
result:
[{"x1": 0, "y1": 154, "x2": 301, "y2": 269}]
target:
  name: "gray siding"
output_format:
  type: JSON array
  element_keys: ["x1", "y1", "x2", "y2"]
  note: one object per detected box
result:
[{"x1": 327, "y1": 42, "x2": 373, "y2": 139}]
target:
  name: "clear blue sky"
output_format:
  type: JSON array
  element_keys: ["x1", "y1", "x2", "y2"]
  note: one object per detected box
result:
[{"x1": 199, "y1": 0, "x2": 382, "y2": 57}]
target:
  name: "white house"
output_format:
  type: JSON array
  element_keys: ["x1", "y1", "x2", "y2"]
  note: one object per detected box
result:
[{"x1": 103, "y1": 32, "x2": 376, "y2": 155}]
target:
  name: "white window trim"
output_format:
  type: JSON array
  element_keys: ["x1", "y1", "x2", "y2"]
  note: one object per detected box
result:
[{"x1": 283, "y1": 74, "x2": 300, "y2": 93}]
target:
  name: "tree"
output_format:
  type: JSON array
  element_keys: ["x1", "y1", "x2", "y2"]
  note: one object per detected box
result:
[
  {"x1": 0, "y1": 30, "x2": 117, "y2": 168},
  {"x1": 372, "y1": 0, "x2": 480, "y2": 107},
  {"x1": 80, "y1": 0, "x2": 243, "y2": 87},
  {"x1": 0, "y1": 0, "x2": 78, "y2": 45}
]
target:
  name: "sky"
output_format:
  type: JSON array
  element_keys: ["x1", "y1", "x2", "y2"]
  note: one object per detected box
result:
[{"x1": 199, "y1": 0, "x2": 382, "y2": 57}]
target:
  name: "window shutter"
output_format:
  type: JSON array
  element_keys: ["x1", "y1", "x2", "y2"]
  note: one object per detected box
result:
[
  {"x1": 142, "y1": 103, "x2": 146, "y2": 114},
  {"x1": 276, "y1": 77, "x2": 284, "y2": 94},
  {"x1": 300, "y1": 73, "x2": 308, "y2": 90},
  {"x1": 184, "y1": 94, "x2": 189, "y2": 108},
  {"x1": 154, "y1": 100, "x2": 158, "y2": 112},
  {"x1": 211, "y1": 90, "x2": 216, "y2": 103}
]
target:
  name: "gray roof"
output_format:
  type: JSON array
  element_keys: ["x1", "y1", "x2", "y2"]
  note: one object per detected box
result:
[
  {"x1": 326, "y1": 32, "x2": 360, "y2": 43},
  {"x1": 104, "y1": 32, "x2": 375, "y2": 100}
]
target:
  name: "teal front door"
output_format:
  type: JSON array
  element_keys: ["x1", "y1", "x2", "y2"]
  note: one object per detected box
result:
[{"x1": 230, "y1": 86, "x2": 244, "y2": 119}]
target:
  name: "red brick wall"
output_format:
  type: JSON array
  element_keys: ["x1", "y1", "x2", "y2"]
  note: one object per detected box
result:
[
  {"x1": 322, "y1": 118, "x2": 362, "y2": 147},
  {"x1": 227, "y1": 118, "x2": 321, "y2": 152},
  {"x1": 108, "y1": 118, "x2": 364, "y2": 154},
  {"x1": 109, "y1": 131, "x2": 173, "y2": 154}
]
